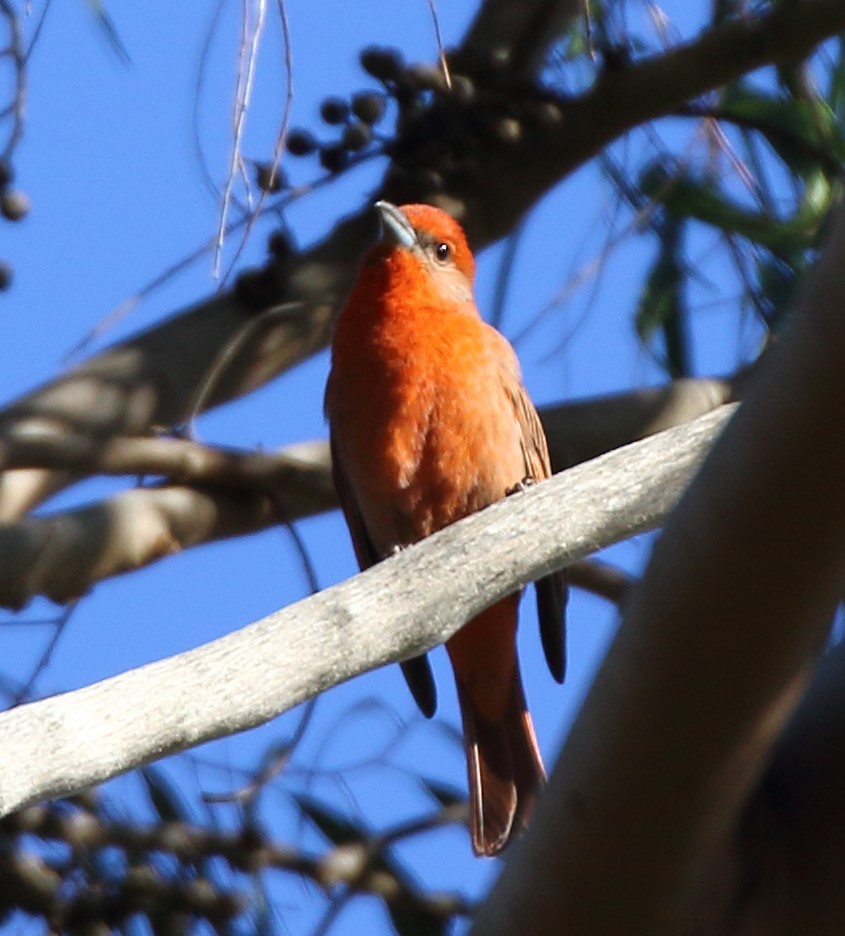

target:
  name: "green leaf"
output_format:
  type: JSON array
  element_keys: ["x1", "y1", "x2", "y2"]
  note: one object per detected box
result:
[
  {"x1": 756, "y1": 253, "x2": 811, "y2": 329},
  {"x1": 635, "y1": 219, "x2": 689, "y2": 378},
  {"x1": 719, "y1": 84, "x2": 843, "y2": 177},
  {"x1": 635, "y1": 246, "x2": 681, "y2": 343},
  {"x1": 640, "y1": 166, "x2": 824, "y2": 255},
  {"x1": 661, "y1": 291, "x2": 690, "y2": 379}
]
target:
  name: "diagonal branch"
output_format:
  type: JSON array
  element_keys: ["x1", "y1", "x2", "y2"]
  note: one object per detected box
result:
[{"x1": 0, "y1": 403, "x2": 734, "y2": 817}]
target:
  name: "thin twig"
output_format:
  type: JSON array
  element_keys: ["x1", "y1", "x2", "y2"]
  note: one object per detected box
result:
[
  {"x1": 426, "y1": 0, "x2": 452, "y2": 91},
  {"x1": 186, "y1": 301, "x2": 306, "y2": 432},
  {"x1": 489, "y1": 218, "x2": 525, "y2": 330},
  {"x1": 214, "y1": 0, "x2": 268, "y2": 278},
  {"x1": 204, "y1": 698, "x2": 318, "y2": 806},
  {"x1": 192, "y1": 0, "x2": 232, "y2": 204},
  {"x1": 219, "y1": 0, "x2": 296, "y2": 284},
  {"x1": 0, "y1": 0, "x2": 26, "y2": 161},
  {"x1": 11, "y1": 600, "x2": 79, "y2": 705}
]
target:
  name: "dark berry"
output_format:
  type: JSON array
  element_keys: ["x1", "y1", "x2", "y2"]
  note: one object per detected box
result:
[
  {"x1": 267, "y1": 229, "x2": 292, "y2": 259},
  {"x1": 0, "y1": 261, "x2": 11, "y2": 291},
  {"x1": 404, "y1": 63, "x2": 447, "y2": 93},
  {"x1": 342, "y1": 121, "x2": 371, "y2": 152},
  {"x1": 286, "y1": 129, "x2": 318, "y2": 156},
  {"x1": 413, "y1": 168, "x2": 444, "y2": 192},
  {"x1": 524, "y1": 100, "x2": 564, "y2": 130},
  {"x1": 359, "y1": 46, "x2": 404, "y2": 83},
  {"x1": 493, "y1": 117, "x2": 522, "y2": 144},
  {"x1": 254, "y1": 162, "x2": 284, "y2": 193},
  {"x1": 351, "y1": 92, "x2": 386, "y2": 125},
  {"x1": 0, "y1": 190, "x2": 29, "y2": 221},
  {"x1": 320, "y1": 97, "x2": 349, "y2": 125},
  {"x1": 450, "y1": 74, "x2": 475, "y2": 103},
  {"x1": 319, "y1": 144, "x2": 348, "y2": 173}
]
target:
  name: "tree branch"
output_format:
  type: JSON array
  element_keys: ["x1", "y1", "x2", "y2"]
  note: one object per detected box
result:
[
  {"x1": 0, "y1": 380, "x2": 732, "y2": 608},
  {"x1": 0, "y1": 432, "x2": 334, "y2": 497},
  {"x1": 0, "y1": 485, "x2": 282, "y2": 609},
  {"x1": 0, "y1": 404, "x2": 734, "y2": 817},
  {"x1": 471, "y1": 206, "x2": 845, "y2": 935},
  {"x1": 0, "y1": 0, "x2": 839, "y2": 517},
  {"x1": 0, "y1": 803, "x2": 471, "y2": 922},
  {"x1": 461, "y1": 0, "x2": 584, "y2": 76}
]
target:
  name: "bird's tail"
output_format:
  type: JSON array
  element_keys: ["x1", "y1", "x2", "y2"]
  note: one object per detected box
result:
[{"x1": 447, "y1": 596, "x2": 546, "y2": 857}]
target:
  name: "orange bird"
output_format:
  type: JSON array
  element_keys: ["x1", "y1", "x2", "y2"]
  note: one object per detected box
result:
[{"x1": 325, "y1": 201, "x2": 567, "y2": 856}]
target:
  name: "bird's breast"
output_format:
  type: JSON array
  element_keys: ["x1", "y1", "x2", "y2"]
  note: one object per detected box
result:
[{"x1": 330, "y1": 313, "x2": 524, "y2": 545}]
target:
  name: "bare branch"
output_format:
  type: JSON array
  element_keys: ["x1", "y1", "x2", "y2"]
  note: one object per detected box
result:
[
  {"x1": 543, "y1": 376, "x2": 735, "y2": 471},
  {"x1": 567, "y1": 559, "x2": 634, "y2": 606},
  {"x1": 0, "y1": 403, "x2": 734, "y2": 816},
  {"x1": 0, "y1": 478, "x2": 315, "y2": 609},
  {"x1": 0, "y1": 380, "x2": 731, "y2": 608},
  {"x1": 0, "y1": 803, "x2": 471, "y2": 920},
  {"x1": 0, "y1": 432, "x2": 333, "y2": 495}
]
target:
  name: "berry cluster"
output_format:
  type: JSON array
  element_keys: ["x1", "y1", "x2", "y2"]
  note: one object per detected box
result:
[
  {"x1": 284, "y1": 46, "x2": 436, "y2": 174},
  {"x1": 282, "y1": 44, "x2": 565, "y2": 199}
]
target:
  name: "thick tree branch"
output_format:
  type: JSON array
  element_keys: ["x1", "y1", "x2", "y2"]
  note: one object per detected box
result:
[
  {"x1": 759, "y1": 642, "x2": 845, "y2": 931},
  {"x1": 0, "y1": 0, "x2": 839, "y2": 518},
  {"x1": 0, "y1": 485, "x2": 282, "y2": 609},
  {"x1": 0, "y1": 380, "x2": 732, "y2": 608},
  {"x1": 461, "y1": 0, "x2": 584, "y2": 76},
  {"x1": 0, "y1": 433, "x2": 334, "y2": 497},
  {"x1": 543, "y1": 376, "x2": 734, "y2": 471},
  {"x1": 0, "y1": 404, "x2": 734, "y2": 817},
  {"x1": 472, "y1": 208, "x2": 845, "y2": 935}
]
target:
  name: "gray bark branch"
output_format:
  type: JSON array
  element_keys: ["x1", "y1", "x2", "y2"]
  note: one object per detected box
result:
[
  {"x1": 0, "y1": 380, "x2": 733, "y2": 608},
  {"x1": 471, "y1": 206, "x2": 845, "y2": 936},
  {"x1": 0, "y1": 403, "x2": 734, "y2": 817}
]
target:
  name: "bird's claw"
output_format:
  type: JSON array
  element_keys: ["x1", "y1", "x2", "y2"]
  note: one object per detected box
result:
[{"x1": 505, "y1": 477, "x2": 536, "y2": 497}]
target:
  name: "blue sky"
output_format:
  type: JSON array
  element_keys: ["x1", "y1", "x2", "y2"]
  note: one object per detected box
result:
[{"x1": 1, "y1": 1, "x2": 760, "y2": 932}]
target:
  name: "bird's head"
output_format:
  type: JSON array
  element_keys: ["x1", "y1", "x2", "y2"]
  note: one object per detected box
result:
[{"x1": 371, "y1": 201, "x2": 476, "y2": 304}]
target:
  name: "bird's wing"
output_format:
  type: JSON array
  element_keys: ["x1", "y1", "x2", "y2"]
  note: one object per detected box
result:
[
  {"x1": 329, "y1": 433, "x2": 380, "y2": 569},
  {"x1": 329, "y1": 434, "x2": 438, "y2": 717},
  {"x1": 492, "y1": 331, "x2": 569, "y2": 683}
]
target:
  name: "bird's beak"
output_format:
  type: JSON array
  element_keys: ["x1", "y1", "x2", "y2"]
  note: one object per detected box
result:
[{"x1": 375, "y1": 201, "x2": 417, "y2": 250}]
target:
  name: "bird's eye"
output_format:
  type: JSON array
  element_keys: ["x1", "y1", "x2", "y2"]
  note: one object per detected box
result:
[{"x1": 435, "y1": 242, "x2": 451, "y2": 262}]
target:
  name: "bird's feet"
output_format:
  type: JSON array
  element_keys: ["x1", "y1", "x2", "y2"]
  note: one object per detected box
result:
[{"x1": 505, "y1": 476, "x2": 536, "y2": 497}]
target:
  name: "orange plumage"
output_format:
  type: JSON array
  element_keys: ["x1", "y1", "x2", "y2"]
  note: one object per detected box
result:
[{"x1": 325, "y1": 201, "x2": 567, "y2": 856}]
